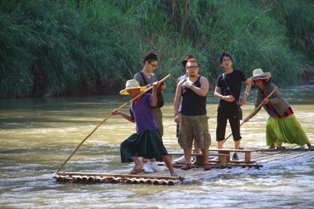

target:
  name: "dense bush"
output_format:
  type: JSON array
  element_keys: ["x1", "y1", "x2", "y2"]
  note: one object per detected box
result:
[{"x1": 0, "y1": 0, "x2": 313, "y2": 98}]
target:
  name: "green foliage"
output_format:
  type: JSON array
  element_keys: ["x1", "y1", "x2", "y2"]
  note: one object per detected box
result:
[
  {"x1": 252, "y1": 0, "x2": 314, "y2": 64},
  {"x1": 0, "y1": 0, "x2": 313, "y2": 98}
]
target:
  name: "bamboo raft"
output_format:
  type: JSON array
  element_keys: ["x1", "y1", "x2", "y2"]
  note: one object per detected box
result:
[
  {"x1": 53, "y1": 147, "x2": 314, "y2": 185},
  {"x1": 53, "y1": 172, "x2": 185, "y2": 185}
]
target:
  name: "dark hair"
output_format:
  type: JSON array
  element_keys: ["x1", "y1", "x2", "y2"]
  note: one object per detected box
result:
[
  {"x1": 143, "y1": 51, "x2": 158, "y2": 63},
  {"x1": 220, "y1": 52, "x2": 233, "y2": 64},
  {"x1": 253, "y1": 77, "x2": 272, "y2": 86},
  {"x1": 182, "y1": 54, "x2": 194, "y2": 67}
]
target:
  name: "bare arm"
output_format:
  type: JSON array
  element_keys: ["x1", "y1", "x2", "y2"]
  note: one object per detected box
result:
[
  {"x1": 183, "y1": 76, "x2": 209, "y2": 97},
  {"x1": 244, "y1": 91, "x2": 262, "y2": 123},
  {"x1": 240, "y1": 79, "x2": 252, "y2": 106},
  {"x1": 111, "y1": 109, "x2": 135, "y2": 123},
  {"x1": 151, "y1": 81, "x2": 160, "y2": 107},
  {"x1": 174, "y1": 81, "x2": 183, "y2": 123},
  {"x1": 214, "y1": 86, "x2": 235, "y2": 102}
]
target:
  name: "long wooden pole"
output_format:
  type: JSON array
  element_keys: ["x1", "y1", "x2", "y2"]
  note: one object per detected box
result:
[
  {"x1": 55, "y1": 74, "x2": 171, "y2": 174},
  {"x1": 223, "y1": 87, "x2": 277, "y2": 144}
]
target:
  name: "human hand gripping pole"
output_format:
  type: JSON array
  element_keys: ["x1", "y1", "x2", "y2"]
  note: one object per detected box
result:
[
  {"x1": 222, "y1": 87, "x2": 277, "y2": 144},
  {"x1": 54, "y1": 74, "x2": 171, "y2": 175}
]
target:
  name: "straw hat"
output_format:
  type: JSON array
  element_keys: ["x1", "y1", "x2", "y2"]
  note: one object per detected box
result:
[
  {"x1": 249, "y1": 68, "x2": 271, "y2": 81},
  {"x1": 119, "y1": 79, "x2": 146, "y2": 95}
]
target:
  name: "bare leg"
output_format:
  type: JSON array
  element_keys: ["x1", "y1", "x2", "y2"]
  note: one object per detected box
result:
[
  {"x1": 201, "y1": 148, "x2": 209, "y2": 164},
  {"x1": 183, "y1": 148, "x2": 192, "y2": 164},
  {"x1": 234, "y1": 140, "x2": 240, "y2": 154},
  {"x1": 162, "y1": 155, "x2": 176, "y2": 175},
  {"x1": 130, "y1": 156, "x2": 143, "y2": 170},
  {"x1": 217, "y1": 141, "x2": 224, "y2": 149}
]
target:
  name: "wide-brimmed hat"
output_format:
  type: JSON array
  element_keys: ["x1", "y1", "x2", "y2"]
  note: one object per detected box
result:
[
  {"x1": 119, "y1": 79, "x2": 146, "y2": 95},
  {"x1": 249, "y1": 68, "x2": 271, "y2": 81}
]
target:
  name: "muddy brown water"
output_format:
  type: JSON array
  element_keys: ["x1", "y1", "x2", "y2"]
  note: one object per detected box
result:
[{"x1": 1, "y1": 85, "x2": 314, "y2": 208}]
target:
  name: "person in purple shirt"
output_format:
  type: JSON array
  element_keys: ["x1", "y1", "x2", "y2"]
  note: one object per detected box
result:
[{"x1": 111, "y1": 79, "x2": 177, "y2": 176}]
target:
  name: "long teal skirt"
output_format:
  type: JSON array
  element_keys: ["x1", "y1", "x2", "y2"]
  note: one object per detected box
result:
[
  {"x1": 120, "y1": 130, "x2": 168, "y2": 163},
  {"x1": 266, "y1": 114, "x2": 309, "y2": 147}
]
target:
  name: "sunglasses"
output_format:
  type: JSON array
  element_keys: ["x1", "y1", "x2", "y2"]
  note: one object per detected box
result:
[{"x1": 186, "y1": 66, "x2": 198, "y2": 70}]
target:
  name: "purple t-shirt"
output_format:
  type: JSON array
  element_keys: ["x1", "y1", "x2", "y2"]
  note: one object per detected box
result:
[{"x1": 130, "y1": 94, "x2": 158, "y2": 134}]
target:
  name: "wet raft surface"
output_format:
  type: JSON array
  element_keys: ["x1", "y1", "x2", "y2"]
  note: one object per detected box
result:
[{"x1": 53, "y1": 147, "x2": 314, "y2": 185}]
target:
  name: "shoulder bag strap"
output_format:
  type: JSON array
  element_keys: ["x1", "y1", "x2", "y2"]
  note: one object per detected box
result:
[
  {"x1": 139, "y1": 72, "x2": 148, "y2": 86},
  {"x1": 222, "y1": 73, "x2": 239, "y2": 105}
]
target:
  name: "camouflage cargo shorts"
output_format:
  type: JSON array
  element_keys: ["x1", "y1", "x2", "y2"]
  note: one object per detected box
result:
[{"x1": 178, "y1": 114, "x2": 211, "y2": 148}]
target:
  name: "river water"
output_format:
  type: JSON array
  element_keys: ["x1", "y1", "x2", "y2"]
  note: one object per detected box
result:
[{"x1": 1, "y1": 85, "x2": 314, "y2": 209}]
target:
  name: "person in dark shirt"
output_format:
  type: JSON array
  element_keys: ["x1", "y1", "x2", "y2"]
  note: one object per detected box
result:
[
  {"x1": 174, "y1": 58, "x2": 211, "y2": 170},
  {"x1": 214, "y1": 52, "x2": 251, "y2": 160},
  {"x1": 173, "y1": 54, "x2": 201, "y2": 164}
]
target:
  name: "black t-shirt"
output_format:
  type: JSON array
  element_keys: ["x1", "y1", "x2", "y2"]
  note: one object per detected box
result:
[{"x1": 216, "y1": 70, "x2": 247, "y2": 108}]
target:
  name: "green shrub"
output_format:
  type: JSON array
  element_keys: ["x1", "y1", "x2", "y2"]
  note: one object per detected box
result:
[{"x1": 0, "y1": 0, "x2": 313, "y2": 98}]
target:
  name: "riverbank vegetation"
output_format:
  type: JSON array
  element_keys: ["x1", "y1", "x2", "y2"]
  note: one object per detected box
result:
[{"x1": 1, "y1": 0, "x2": 313, "y2": 98}]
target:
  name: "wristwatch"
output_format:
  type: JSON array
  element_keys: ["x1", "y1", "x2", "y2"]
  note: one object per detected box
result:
[{"x1": 244, "y1": 92, "x2": 249, "y2": 95}]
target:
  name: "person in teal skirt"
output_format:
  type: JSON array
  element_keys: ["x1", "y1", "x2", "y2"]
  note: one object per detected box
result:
[
  {"x1": 244, "y1": 68, "x2": 313, "y2": 149},
  {"x1": 111, "y1": 79, "x2": 178, "y2": 176}
]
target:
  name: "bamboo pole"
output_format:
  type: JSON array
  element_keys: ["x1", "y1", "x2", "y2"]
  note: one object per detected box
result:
[
  {"x1": 54, "y1": 74, "x2": 171, "y2": 174},
  {"x1": 223, "y1": 87, "x2": 278, "y2": 144}
]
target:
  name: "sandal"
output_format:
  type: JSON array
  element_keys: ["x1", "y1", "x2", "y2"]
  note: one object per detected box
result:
[
  {"x1": 204, "y1": 163, "x2": 211, "y2": 170},
  {"x1": 129, "y1": 167, "x2": 143, "y2": 174},
  {"x1": 171, "y1": 172, "x2": 178, "y2": 177},
  {"x1": 181, "y1": 163, "x2": 191, "y2": 170}
]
